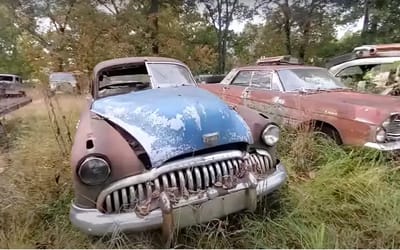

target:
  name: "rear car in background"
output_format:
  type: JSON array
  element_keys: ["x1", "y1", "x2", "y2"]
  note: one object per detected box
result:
[
  {"x1": 49, "y1": 72, "x2": 78, "y2": 94},
  {"x1": 69, "y1": 56, "x2": 287, "y2": 243},
  {"x1": 0, "y1": 74, "x2": 25, "y2": 94},
  {"x1": 194, "y1": 74, "x2": 226, "y2": 84},
  {"x1": 0, "y1": 74, "x2": 32, "y2": 123},
  {"x1": 201, "y1": 55, "x2": 400, "y2": 152},
  {"x1": 327, "y1": 44, "x2": 400, "y2": 95}
]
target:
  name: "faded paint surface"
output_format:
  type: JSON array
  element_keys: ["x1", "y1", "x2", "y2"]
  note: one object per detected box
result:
[
  {"x1": 201, "y1": 69, "x2": 400, "y2": 146},
  {"x1": 91, "y1": 86, "x2": 253, "y2": 168}
]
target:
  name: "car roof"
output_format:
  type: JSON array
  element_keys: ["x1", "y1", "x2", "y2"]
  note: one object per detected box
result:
[
  {"x1": 0, "y1": 74, "x2": 20, "y2": 77},
  {"x1": 329, "y1": 56, "x2": 400, "y2": 75},
  {"x1": 234, "y1": 64, "x2": 323, "y2": 71},
  {"x1": 93, "y1": 56, "x2": 184, "y2": 76}
]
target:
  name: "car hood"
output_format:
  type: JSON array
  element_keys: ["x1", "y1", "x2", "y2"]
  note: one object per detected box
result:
[
  {"x1": 304, "y1": 91, "x2": 400, "y2": 124},
  {"x1": 91, "y1": 86, "x2": 253, "y2": 168}
]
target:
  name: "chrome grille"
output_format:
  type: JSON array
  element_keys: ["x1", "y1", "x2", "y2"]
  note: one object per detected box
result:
[
  {"x1": 387, "y1": 115, "x2": 400, "y2": 141},
  {"x1": 99, "y1": 150, "x2": 273, "y2": 214}
]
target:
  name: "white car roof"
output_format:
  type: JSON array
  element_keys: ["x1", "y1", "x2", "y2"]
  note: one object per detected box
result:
[
  {"x1": 0, "y1": 74, "x2": 20, "y2": 77},
  {"x1": 329, "y1": 57, "x2": 400, "y2": 75}
]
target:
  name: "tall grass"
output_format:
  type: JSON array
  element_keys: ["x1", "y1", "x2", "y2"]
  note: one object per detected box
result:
[{"x1": 0, "y1": 94, "x2": 399, "y2": 248}]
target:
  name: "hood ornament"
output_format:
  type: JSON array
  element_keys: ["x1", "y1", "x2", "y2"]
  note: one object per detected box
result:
[{"x1": 203, "y1": 132, "x2": 220, "y2": 147}]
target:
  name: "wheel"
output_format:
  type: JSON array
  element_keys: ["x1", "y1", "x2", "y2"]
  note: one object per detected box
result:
[{"x1": 313, "y1": 125, "x2": 342, "y2": 145}]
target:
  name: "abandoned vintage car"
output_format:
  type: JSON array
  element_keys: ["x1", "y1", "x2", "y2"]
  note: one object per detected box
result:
[
  {"x1": 327, "y1": 44, "x2": 400, "y2": 95},
  {"x1": 49, "y1": 72, "x2": 78, "y2": 94},
  {"x1": 69, "y1": 57, "x2": 287, "y2": 238},
  {"x1": 200, "y1": 55, "x2": 400, "y2": 151},
  {"x1": 194, "y1": 74, "x2": 226, "y2": 84},
  {"x1": 0, "y1": 73, "x2": 31, "y2": 123}
]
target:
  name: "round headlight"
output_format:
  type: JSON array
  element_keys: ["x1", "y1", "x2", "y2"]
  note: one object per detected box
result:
[
  {"x1": 262, "y1": 124, "x2": 280, "y2": 146},
  {"x1": 78, "y1": 156, "x2": 110, "y2": 185},
  {"x1": 376, "y1": 127, "x2": 386, "y2": 143}
]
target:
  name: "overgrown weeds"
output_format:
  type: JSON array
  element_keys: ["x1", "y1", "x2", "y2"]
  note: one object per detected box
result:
[{"x1": 0, "y1": 94, "x2": 399, "y2": 248}]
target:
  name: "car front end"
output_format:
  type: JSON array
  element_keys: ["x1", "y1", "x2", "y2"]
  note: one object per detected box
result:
[
  {"x1": 69, "y1": 88, "x2": 287, "y2": 238},
  {"x1": 364, "y1": 113, "x2": 400, "y2": 151},
  {"x1": 69, "y1": 57, "x2": 287, "y2": 241},
  {"x1": 70, "y1": 148, "x2": 286, "y2": 236}
]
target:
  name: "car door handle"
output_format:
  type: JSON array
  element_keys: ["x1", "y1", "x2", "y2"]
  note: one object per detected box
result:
[{"x1": 223, "y1": 86, "x2": 229, "y2": 90}]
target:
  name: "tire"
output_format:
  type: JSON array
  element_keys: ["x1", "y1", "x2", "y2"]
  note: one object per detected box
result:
[{"x1": 313, "y1": 125, "x2": 342, "y2": 145}]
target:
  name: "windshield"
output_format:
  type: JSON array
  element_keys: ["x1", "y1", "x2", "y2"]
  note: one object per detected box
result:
[
  {"x1": 277, "y1": 68, "x2": 346, "y2": 91},
  {"x1": 99, "y1": 74, "x2": 150, "y2": 89},
  {"x1": 147, "y1": 63, "x2": 195, "y2": 87},
  {"x1": 50, "y1": 73, "x2": 77, "y2": 83},
  {"x1": 0, "y1": 75, "x2": 13, "y2": 82}
]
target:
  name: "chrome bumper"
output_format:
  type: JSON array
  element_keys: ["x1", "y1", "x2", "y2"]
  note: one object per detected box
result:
[
  {"x1": 364, "y1": 141, "x2": 400, "y2": 151},
  {"x1": 70, "y1": 163, "x2": 287, "y2": 236}
]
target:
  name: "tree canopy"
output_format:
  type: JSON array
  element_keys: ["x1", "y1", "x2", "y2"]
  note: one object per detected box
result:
[{"x1": 0, "y1": 0, "x2": 399, "y2": 82}]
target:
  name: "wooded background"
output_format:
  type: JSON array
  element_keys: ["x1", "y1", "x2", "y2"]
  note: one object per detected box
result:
[{"x1": 1, "y1": 0, "x2": 399, "y2": 81}]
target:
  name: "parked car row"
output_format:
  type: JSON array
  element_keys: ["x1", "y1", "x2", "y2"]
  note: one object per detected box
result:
[
  {"x1": 0, "y1": 74, "x2": 32, "y2": 119},
  {"x1": 68, "y1": 46, "x2": 400, "y2": 244},
  {"x1": 201, "y1": 54, "x2": 400, "y2": 151},
  {"x1": 327, "y1": 43, "x2": 400, "y2": 95}
]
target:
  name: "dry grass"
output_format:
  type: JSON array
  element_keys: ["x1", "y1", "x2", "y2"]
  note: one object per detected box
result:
[{"x1": 0, "y1": 93, "x2": 399, "y2": 248}]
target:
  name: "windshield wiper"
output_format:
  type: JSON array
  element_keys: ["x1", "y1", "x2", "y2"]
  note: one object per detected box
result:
[
  {"x1": 290, "y1": 88, "x2": 318, "y2": 94},
  {"x1": 325, "y1": 87, "x2": 351, "y2": 92},
  {"x1": 100, "y1": 81, "x2": 148, "y2": 90}
]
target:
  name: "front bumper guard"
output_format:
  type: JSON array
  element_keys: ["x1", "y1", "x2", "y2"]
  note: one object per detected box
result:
[
  {"x1": 364, "y1": 140, "x2": 400, "y2": 151},
  {"x1": 70, "y1": 163, "x2": 287, "y2": 238}
]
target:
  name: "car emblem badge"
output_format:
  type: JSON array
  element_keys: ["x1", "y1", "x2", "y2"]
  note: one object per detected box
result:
[{"x1": 203, "y1": 132, "x2": 219, "y2": 146}]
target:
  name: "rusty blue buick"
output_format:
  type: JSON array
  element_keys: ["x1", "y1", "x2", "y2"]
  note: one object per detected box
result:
[{"x1": 69, "y1": 57, "x2": 287, "y2": 242}]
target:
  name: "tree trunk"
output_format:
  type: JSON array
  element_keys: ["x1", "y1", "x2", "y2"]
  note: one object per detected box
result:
[
  {"x1": 298, "y1": 21, "x2": 310, "y2": 62},
  {"x1": 149, "y1": 0, "x2": 159, "y2": 55},
  {"x1": 361, "y1": 0, "x2": 369, "y2": 43},
  {"x1": 217, "y1": 28, "x2": 223, "y2": 73},
  {"x1": 282, "y1": 0, "x2": 291, "y2": 55},
  {"x1": 217, "y1": 0, "x2": 223, "y2": 73},
  {"x1": 57, "y1": 57, "x2": 64, "y2": 72},
  {"x1": 221, "y1": 32, "x2": 227, "y2": 73}
]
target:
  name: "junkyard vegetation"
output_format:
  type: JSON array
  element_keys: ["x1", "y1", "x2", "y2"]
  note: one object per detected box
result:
[
  {"x1": 2, "y1": 0, "x2": 400, "y2": 80},
  {"x1": 0, "y1": 95, "x2": 399, "y2": 248}
]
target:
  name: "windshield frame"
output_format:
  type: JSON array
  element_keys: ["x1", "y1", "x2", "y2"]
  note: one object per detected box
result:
[
  {"x1": 0, "y1": 75, "x2": 14, "y2": 82},
  {"x1": 145, "y1": 61, "x2": 197, "y2": 88},
  {"x1": 277, "y1": 68, "x2": 348, "y2": 92},
  {"x1": 93, "y1": 61, "x2": 198, "y2": 99},
  {"x1": 49, "y1": 72, "x2": 77, "y2": 83}
]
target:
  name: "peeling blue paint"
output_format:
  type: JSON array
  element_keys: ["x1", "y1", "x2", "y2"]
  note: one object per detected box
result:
[{"x1": 91, "y1": 86, "x2": 253, "y2": 168}]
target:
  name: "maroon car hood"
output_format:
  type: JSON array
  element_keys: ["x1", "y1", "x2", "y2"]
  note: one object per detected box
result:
[{"x1": 303, "y1": 91, "x2": 400, "y2": 124}]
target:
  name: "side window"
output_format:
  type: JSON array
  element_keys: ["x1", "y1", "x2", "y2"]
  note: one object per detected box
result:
[
  {"x1": 231, "y1": 71, "x2": 252, "y2": 86},
  {"x1": 250, "y1": 70, "x2": 273, "y2": 89},
  {"x1": 336, "y1": 66, "x2": 364, "y2": 85}
]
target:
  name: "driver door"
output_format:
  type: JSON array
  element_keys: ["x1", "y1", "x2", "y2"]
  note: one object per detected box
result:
[{"x1": 240, "y1": 70, "x2": 289, "y2": 123}]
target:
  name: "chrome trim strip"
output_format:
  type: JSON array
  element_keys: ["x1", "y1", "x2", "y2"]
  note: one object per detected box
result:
[
  {"x1": 137, "y1": 184, "x2": 145, "y2": 201},
  {"x1": 169, "y1": 173, "x2": 177, "y2": 187},
  {"x1": 194, "y1": 168, "x2": 202, "y2": 190},
  {"x1": 97, "y1": 150, "x2": 244, "y2": 207},
  {"x1": 215, "y1": 163, "x2": 222, "y2": 182},
  {"x1": 121, "y1": 189, "x2": 128, "y2": 206},
  {"x1": 71, "y1": 164, "x2": 287, "y2": 236},
  {"x1": 129, "y1": 186, "x2": 135, "y2": 204},
  {"x1": 208, "y1": 164, "x2": 215, "y2": 184},
  {"x1": 178, "y1": 171, "x2": 185, "y2": 190},
  {"x1": 202, "y1": 166, "x2": 210, "y2": 187},
  {"x1": 364, "y1": 141, "x2": 400, "y2": 151}
]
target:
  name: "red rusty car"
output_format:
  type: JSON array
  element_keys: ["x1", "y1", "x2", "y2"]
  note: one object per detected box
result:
[{"x1": 200, "y1": 56, "x2": 400, "y2": 151}]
